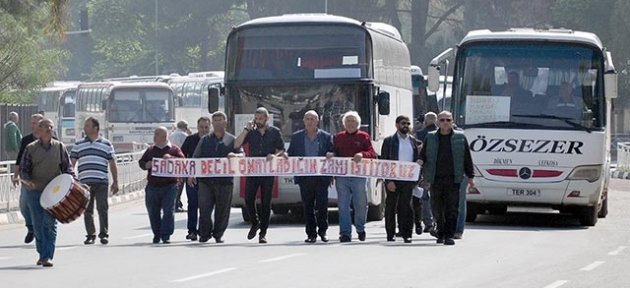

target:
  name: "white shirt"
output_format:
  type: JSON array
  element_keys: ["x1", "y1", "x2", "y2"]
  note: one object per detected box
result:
[
  {"x1": 169, "y1": 129, "x2": 187, "y2": 148},
  {"x1": 397, "y1": 133, "x2": 414, "y2": 162}
]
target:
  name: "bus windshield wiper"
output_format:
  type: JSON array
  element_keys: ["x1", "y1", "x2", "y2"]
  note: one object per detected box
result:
[{"x1": 512, "y1": 114, "x2": 593, "y2": 133}]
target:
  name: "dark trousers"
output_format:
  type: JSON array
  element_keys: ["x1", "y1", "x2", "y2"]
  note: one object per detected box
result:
[
  {"x1": 430, "y1": 176, "x2": 461, "y2": 239},
  {"x1": 412, "y1": 195, "x2": 423, "y2": 229},
  {"x1": 176, "y1": 179, "x2": 185, "y2": 209},
  {"x1": 84, "y1": 184, "x2": 109, "y2": 238},
  {"x1": 244, "y1": 176, "x2": 274, "y2": 235},
  {"x1": 186, "y1": 182, "x2": 199, "y2": 235},
  {"x1": 385, "y1": 181, "x2": 414, "y2": 238},
  {"x1": 298, "y1": 177, "x2": 329, "y2": 238},
  {"x1": 145, "y1": 184, "x2": 177, "y2": 241},
  {"x1": 198, "y1": 181, "x2": 233, "y2": 239}
]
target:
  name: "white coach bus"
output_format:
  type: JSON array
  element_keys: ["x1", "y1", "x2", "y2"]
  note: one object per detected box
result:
[
  {"x1": 220, "y1": 14, "x2": 412, "y2": 221},
  {"x1": 428, "y1": 28, "x2": 617, "y2": 226}
]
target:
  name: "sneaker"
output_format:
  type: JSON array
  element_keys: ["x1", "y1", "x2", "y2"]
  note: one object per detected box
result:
[
  {"x1": 357, "y1": 231, "x2": 366, "y2": 241},
  {"x1": 444, "y1": 238, "x2": 455, "y2": 246},
  {"x1": 41, "y1": 259, "x2": 53, "y2": 267},
  {"x1": 100, "y1": 236, "x2": 109, "y2": 245},
  {"x1": 258, "y1": 236, "x2": 267, "y2": 244},
  {"x1": 339, "y1": 235, "x2": 351, "y2": 243},
  {"x1": 304, "y1": 237, "x2": 316, "y2": 243},
  {"x1": 453, "y1": 232, "x2": 463, "y2": 240},
  {"x1": 25, "y1": 232, "x2": 34, "y2": 244},
  {"x1": 84, "y1": 236, "x2": 96, "y2": 245},
  {"x1": 247, "y1": 223, "x2": 260, "y2": 240}
]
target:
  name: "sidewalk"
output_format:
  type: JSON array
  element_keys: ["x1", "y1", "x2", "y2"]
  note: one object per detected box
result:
[{"x1": 0, "y1": 190, "x2": 145, "y2": 226}]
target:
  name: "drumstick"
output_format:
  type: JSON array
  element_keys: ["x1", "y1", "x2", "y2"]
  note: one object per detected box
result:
[{"x1": 16, "y1": 177, "x2": 35, "y2": 187}]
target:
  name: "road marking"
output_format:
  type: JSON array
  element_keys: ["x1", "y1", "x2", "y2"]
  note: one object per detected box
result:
[
  {"x1": 57, "y1": 247, "x2": 77, "y2": 251},
  {"x1": 580, "y1": 261, "x2": 604, "y2": 271},
  {"x1": 172, "y1": 267, "x2": 238, "y2": 282},
  {"x1": 0, "y1": 257, "x2": 11, "y2": 260},
  {"x1": 123, "y1": 233, "x2": 153, "y2": 240},
  {"x1": 608, "y1": 246, "x2": 627, "y2": 255},
  {"x1": 542, "y1": 280, "x2": 569, "y2": 288},
  {"x1": 258, "y1": 253, "x2": 305, "y2": 263}
]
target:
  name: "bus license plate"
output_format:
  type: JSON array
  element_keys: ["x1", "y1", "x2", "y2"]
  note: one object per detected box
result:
[{"x1": 508, "y1": 188, "x2": 541, "y2": 197}]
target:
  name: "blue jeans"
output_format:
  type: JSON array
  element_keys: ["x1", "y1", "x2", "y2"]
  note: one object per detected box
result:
[
  {"x1": 26, "y1": 189, "x2": 57, "y2": 260},
  {"x1": 186, "y1": 182, "x2": 199, "y2": 235},
  {"x1": 145, "y1": 184, "x2": 177, "y2": 241},
  {"x1": 336, "y1": 177, "x2": 367, "y2": 237},
  {"x1": 456, "y1": 176, "x2": 468, "y2": 234},
  {"x1": 421, "y1": 187, "x2": 434, "y2": 227},
  {"x1": 20, "y1": 185, "x2": 33, "y2": 233}
]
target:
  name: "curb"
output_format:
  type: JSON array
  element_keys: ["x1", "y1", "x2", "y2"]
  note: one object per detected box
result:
[
  {"x1": 611, "y1": 170, "x2": 630, "y2": 180},
  {"x1": 0, "y1": 190, "x2": 145, "y2": 226}
]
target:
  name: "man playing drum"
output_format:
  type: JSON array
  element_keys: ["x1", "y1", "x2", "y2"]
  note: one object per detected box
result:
[
  {"x1": 71, "y1": 117, "x2": 119, "y2": 245},
  {"x1": 20, "y1": 119, "x2": 74, "y2": 267}
]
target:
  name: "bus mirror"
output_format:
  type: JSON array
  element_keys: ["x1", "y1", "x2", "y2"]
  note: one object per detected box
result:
[
  {"x1": 208, "y1": 87, "x2": 220, "y2": 112},
  {"x1": 604, "y1": 71, "x2": 618, "y2": 99},
  {"x1": 378, "y1": 91, "x2": 390, "y2": 115},
  {"x1": 427, "y1": 65, "x2": 440, "y2": 92}
]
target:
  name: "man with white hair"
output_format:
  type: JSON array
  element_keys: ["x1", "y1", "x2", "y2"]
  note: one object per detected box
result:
[
  {"x1": 4, "y1": 111, "x2": 22, "y2": 160},
  {"x1": 326, "y1": 111, "x2": 376, "y2": 242}
]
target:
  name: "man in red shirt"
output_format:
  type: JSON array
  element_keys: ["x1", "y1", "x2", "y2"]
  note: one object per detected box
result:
[{"x1": 326, "y1": 111, "x2": 376, "y2": 242}]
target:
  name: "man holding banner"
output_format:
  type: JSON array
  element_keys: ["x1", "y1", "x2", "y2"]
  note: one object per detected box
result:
[
  {"x1": 189, "y1": 112, "x2": 243, "y2": 243},
  {"x1": 326, "y1": 111, "x2": 377, "y2": 243},
  {"x1": 380, "y1": 115, "x2": 422, "y2": 243},
  {"x1": 285, "y1": 110, "x2": 334, "y2": 243},
  {"x1": 235, "y1": 107, "x2": 285, "y2": 244}
]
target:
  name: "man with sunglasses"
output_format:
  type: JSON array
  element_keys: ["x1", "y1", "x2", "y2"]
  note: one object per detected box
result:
[
  {"x1": 380, "y1": 115, "x2": 422, "y2": 243},
  {"x1": 419, "y1": 111, "x2": 474, "y2": 246}
]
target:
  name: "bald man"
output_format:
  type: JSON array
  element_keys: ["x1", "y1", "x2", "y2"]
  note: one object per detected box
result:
[
  {"x1": 139, "y1": 127, "x2": 184, "y2": 244},
  {"x1": 285, "y1": 110, "x2": 334, "y2": 243}
]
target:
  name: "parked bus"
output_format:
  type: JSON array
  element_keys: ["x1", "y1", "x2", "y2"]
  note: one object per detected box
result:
[
  {"x1": 428, "y1": 28, "x2": 617, "y2": 226},
  {"x1": 36, "y1": 82, "x2": 80, "y2": 146},
  {"x1": 169, "y1": 73, "x2": 224, "y2": 132},
  {"x1": 220, "y1": 14, "x2": 412, "y2": 221},
  {"x1": 75, "y1": 82, "x2": 176, "y2": 153}
]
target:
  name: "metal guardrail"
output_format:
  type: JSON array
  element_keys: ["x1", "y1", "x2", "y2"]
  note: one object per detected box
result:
[
  {"x1": 0, "y1": 150, "x2": 147, "y2": 213},
  {"x1": 617, "y1": 142, "x2": 630, "y2": 172}
]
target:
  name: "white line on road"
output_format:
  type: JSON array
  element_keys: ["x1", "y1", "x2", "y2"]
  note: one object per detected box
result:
[
  {"x1": 172, "y1": 267, "x2": 238, "y2": 282},
  {"x1": 123, "y1": 233, "x2": 153, "y2": 240},
  {"x1": 258, "y1": 253, "x2": 305, "y2": 263},
  {"x1": 57, "y1": 247, "x2": 77, "y2": 251},
  {"x1": 0, "y1": 257, "x2": 11, "y2": 260},
  {"x1": 608, "y1": 246, "x2": 627, "y2": 255},
  {"x1": 580, "y1": 261, "x2": 604, "y2": 271},
  {"x1": 542, "y1": 280, "x2": 569, "y2": 288}
]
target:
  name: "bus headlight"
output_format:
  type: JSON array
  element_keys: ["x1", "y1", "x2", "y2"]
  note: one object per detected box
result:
[{"x1": 567, "y1": 165, "x2": 601, "y2": 183}]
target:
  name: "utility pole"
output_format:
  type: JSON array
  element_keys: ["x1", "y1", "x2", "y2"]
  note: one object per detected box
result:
[{"x1": 155, "y1": 0, "x2": 159, "y2": 76}]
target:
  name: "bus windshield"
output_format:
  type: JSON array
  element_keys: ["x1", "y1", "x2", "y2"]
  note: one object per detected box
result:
[
  {"x1": 109, "y1": 89, "x2": 174, "y2": 123},
  {"x1": 226, "y1": 25, "x2": 368, "y2": 81},
  {"x1": 61, "y1": 91, "x2": 76, "y2": 118},
  {"x1": 229, "y1": 83, "x2": 370, "y2": 141},
  {"x1": 454, "y1": 44, "x2": 604, "y2": 130}
]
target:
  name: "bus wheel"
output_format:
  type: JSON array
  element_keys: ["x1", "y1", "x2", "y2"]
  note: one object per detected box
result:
[
  {"x1": 465, "y1": 202, "x2": 479, "y2": 223},
  {"x1": 597, "y1": 198, "x2": 608, "y2": 218},
  {"x1": 579, "y1": 206, "x2": 598, "y2": 226},
  {"x1": 241, "y1": 207, "x2": 251, "y2": 223},
  {"x1": 487, "y1": 205, "x2": 508, "y2": 215}
]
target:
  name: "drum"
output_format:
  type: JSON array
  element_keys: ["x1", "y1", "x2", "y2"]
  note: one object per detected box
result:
[{"x1": 40, "y1": 174, "x2": 90, "y2": 224}]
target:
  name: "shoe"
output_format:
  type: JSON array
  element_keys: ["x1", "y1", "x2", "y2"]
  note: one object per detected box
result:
[
  {"x1": 318, "y1": 233, "x2": 329, "y2": 243},
  {"x1": 215, "y1": 237, "x2": 224, "y2": 244},
  {"x1": 152, "y1": 236, "x2": 160, "y2": 244},
  {"x1": 395, "y1": 231, "x2": 402, "y2": 237},
  {"x1": 84, "y1": 236, "x2": 96, "y2": 245},
  {"x1": 357, "y1": 231, "x2": 366, "y2": 241},
  {"x1": 259, "y1": 236, "x2": 267, "y2": 244},
  {"x1": 453, "y1": 232, "x2": 463, "y2": 240},
  {"x1": 36, "y1": 259, "x2": 42, "y2": 266},
  {"x1": 199, "y1": 236, "x2": 210, "y2": 243},
  {"x1": 444, "y1": 238, "x2": 455, "y2": 246},
  {"x1": 42, "y1": 259, "x2": 53, "y2": 267},
  {"x1": 186, "y1": 233, "x2": 198, "y2": 241},
  {"x1": 387, "y1": 236, "x2": 395, "y2": 242},
  {"x1": 25, "y1": 232, "x2": 34, "y2": 244},
  {"x1": 423, "y1": 224, "x2": 434, "y2": 233},
  {"x1": 304, "y1": 237, "x2": 317, "y2": 243},
  {"x1": 436, "y1": 237, "x2": 444, "y2": 244},
  {"x1": 403, "y1": 237, "x2": 412, "y2": 243},
  {"x1": 162, "y1": 239, "x2": 171, "y2": 244},
  {"x1": 415, "y1": 226, "x2": 423, "y2": 235},
  {"x1": 100, "y1": 237, "x2": 109, "y2": 245},
  {"x1": 247, "y1": 223, "x2": 260, "y2": 240},
  {"x1": 339, "y1": 235, "x2": 351, "y2": 243},
  {"x1": 429, "y1": 228, "x2": 439, "y2": 239}
]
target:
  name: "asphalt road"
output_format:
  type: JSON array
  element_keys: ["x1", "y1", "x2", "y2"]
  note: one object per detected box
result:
[{"x1": 0, "y1": 179, "x2": 628, "y2": 288}]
